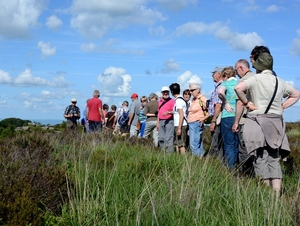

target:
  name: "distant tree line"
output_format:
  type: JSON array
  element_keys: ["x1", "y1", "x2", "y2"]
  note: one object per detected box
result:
[{"x1": 0, "y1": 118, "x2": 31, "y2": 138}]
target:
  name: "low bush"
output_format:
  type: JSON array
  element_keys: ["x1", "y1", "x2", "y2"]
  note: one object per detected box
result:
[{"x1": 0, "y1": 132, "x2": 68, "y2": 225}]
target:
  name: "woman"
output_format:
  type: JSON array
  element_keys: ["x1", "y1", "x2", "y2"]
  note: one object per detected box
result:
[
  {"x1": 218, "y1": 66, "x2": 239, "y2": 170},
  {"x1": 105, "y1": 105, "x2": 117, "y2": 132},
  {"x1": 138, "y1": 96, "x2": 148, "y2": 137},
  {"x1": 187, "y1": 83, "x2": 208, "y2": 157}
]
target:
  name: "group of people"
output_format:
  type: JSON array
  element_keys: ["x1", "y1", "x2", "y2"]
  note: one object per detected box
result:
[{"x1": 63, "y1": 45, "x2": 300, "y2": 195}]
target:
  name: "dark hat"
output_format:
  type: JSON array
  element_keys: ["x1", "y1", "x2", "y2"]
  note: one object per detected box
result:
[{"x1": 253, "y1": 52, "x2": 273, "y2": 71}]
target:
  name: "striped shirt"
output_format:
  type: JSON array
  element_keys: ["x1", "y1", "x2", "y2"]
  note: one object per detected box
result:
[{"x1": 208, "y1": 80, "x2": 223, "y2": 116}]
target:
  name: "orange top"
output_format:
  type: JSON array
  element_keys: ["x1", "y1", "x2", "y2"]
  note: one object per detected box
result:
[{"x1": 188, "y1": 94, "x2": 208, "y2": 123}]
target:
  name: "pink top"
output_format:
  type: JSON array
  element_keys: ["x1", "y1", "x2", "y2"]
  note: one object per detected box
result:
[
  {"x1": 158, "y1": 98, "x2": 175, "y2": 120},
  {"x1": 87, "y1": 97, "x2": 103, "y2": 121},
  {"x1": 188, "y1": 94, "x2": 207, "y2": 123}
]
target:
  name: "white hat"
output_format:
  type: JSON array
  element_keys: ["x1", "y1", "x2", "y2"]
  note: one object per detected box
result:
[
  {"x1": 161, "y1": 86, "x2": 169, "y2": 92},
  {"x1": 71, "y1": 98, "x2": 77, "y2": 102}
]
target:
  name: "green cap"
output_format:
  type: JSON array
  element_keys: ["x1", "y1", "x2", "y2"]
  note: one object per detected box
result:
[{"x1": 253, "y1": 52, "x2": 273, "y2": 71}]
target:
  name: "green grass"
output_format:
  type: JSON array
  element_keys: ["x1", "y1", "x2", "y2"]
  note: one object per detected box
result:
[{"x1": 55, "y1": 134, "x2": 295, "y2": 226}]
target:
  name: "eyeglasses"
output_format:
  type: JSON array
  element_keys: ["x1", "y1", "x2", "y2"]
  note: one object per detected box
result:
[
  {"x1": 162, "y1": 91, "x2": 169, "y2": 95},
  {"x1": 72, "y1": 102, "x2": 77, "y2": 104},
  {"x1": 189, "y1": 88, "x2": 197, "y2": 93}
]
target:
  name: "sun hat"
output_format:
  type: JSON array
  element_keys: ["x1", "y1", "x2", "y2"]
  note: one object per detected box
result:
[
  {"x1": 161, "y1": 86, "x2": 169, "y2": 92},
  {"x1": 71, "y1": 98, "x2": 77, "y2": 102},
  {"x1": 253, "y1": 52, "x2": 273, "y2": 71}
]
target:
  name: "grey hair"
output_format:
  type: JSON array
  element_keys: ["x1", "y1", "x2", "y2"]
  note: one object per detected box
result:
[
  {"x1": 189, "y1": 82, "x2": 201, "y2": 90},
  {"x1": 149, "y1": 93, "x2": 158, "y2": 100},
  {"x1": 236, "y1": 59, "x2": 250, "y2": 69}
]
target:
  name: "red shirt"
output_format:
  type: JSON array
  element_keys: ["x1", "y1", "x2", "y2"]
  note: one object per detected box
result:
[{"x1": 87, "y1": 97, "x2": 102, "y2": 121}]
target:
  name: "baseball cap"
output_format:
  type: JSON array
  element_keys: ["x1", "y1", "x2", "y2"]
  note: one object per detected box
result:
[
  {"x1": 131, "y1": 93, "x2": 138, "y2": 98},
  {"x1": 253, "y1": 52, "x2": 273, "y2": 71},
  {"x1": 161, "y1": 86, "x2": 169, "y2": 92},
  {"x1": 211, "y1": 67, "x2": 223, "y2": 73},
  {"x1": 71, "y1": 98, "x2": 77, "y2": 102}
]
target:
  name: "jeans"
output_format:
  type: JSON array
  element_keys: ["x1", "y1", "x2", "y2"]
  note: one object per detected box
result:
[
  {"x1": 221, "y1": 117, "x2": 239, "y2": 169},
  {"x1": 89, "y1": 120, "x2": 102, "y2": 133},
  {"x1": 188, "y1": 121, "x2": 205, "y2": 157},
  {"x1": 139, "y1": 121, "x2": 146, "y2": 137}
]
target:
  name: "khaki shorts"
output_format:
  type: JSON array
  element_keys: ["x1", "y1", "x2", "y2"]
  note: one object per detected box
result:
[
  {"x1": 254, "y1": 147, "x2": 282, "y2": 179},
  {"x1": 174, "y1": 125, "x2": 188, "y2": 148}
]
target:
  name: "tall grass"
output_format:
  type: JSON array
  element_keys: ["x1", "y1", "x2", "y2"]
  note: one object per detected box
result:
[{"x1": 58, "y1": 134, "x2": 294, "y2": 225}]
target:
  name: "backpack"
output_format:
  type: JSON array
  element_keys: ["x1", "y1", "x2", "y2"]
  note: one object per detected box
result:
[
  {"x1": 118, "y1": 109, "x2": 129, "y2": 127},
  {"x1": 175, "y1": 96, "x2": 189, "y2": 122}
]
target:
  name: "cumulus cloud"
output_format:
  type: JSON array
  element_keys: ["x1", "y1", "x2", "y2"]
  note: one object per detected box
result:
[
  {"x1": 174, "y1": 21, "x2": 264, "y2": 51},
  {"x1": 0, "y1": 0, "x2": 47, "y2": 39},
  {"x1": 265, "y1": 5, "x2": 283, "y2": 13},
  {"x1": 0, "y1": 68, "x2": 69, "y2": 87},
  {"x1": 161, "y1": 58, "x2": 180, "y2": 74},
  {"x1": 46, "y1": 15, "x2": 63, "y2": 31},
  {"x1": 70, "y1": 0, "x2": 166, "y2": 39},
  {"x1": 37, "y1": 41, "x2": 56, "y2": 58},
  {"x1": 157, "y1": 0, "x2": 198, "y2": 11},
  {"x1": 0, "y1": 70, "x2": 13, "y2": 84},
  {"x1": 177, "y1": 70, "x2": 202, "y2": 90},
  {"x1": 290, "y1": 29, "x2": 300, "y2": 57},
  {"x1": 97, "y1": 67, "x2": 132, "y2": 96}
]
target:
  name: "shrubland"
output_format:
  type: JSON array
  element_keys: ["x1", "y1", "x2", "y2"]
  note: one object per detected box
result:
[{"x1": 0, "y1": 120, "x2": 299, "y2": 225}]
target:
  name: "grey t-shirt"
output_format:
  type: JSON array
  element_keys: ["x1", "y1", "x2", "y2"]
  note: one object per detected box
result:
[{"x1": 129, "y1": 100, "x2": 141, "y2": 126}]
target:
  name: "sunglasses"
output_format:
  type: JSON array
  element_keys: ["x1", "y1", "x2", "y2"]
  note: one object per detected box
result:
[{"x1": 189, "y1": 88, "x2": 197, "y2": 92}]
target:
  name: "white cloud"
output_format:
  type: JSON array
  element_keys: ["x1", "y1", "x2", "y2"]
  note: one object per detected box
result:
[
  {"x1": 174, "y1": 22, "x2": 264, "y2": 51},
  {"x1": 46, "y1": 15, "x2": 63, "y2": 31},
  {"x1": 0, "y1": 68, "x2": 69, "y2": 87},
  {"x1": 0, "y1": 0, "x2": 47, "y2": 39},
  {"x1": 149, "y1": 26, "x2": 166, "y2": 36},
  {"x1": 161, "y1": 58, "x2": 180, "y2": 74},
  {"x1": 157, "y1": 0, "x2": 198, "y2": 11},
  {"x1": 37, "y1": 41, "x2": 56, "y2": 58},
  {"x1": 0, "y1": 100, "x2": 7, "y2": 105},
  {"x1": 80, "y1": 42, "x2": 98, "y2": 52},
  {"x1": 70, "y1": 0, "x2": 166, "y2": 39},
  {"x1": 177, "y1": 70, "x2": 202, "y2": 90},
  {"x1": 265, "y1": 5, "x2": 281, "y2": 13},
  {"x1": 290, "y1": 29, "x2": 300, "y2": 57},
  {"x1": 97, "y1": 67, "x2": 132, "y2": 96},
  {"x1": 0, "y1": 70, "x2": 13, "y2": 84},
  {"x1": 15, "y1": 69, "x2": 48, "y2": 86}
]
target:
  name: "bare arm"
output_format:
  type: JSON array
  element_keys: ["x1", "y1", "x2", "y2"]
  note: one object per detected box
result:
[
  {"x1": 235, "y1": 81, "x2": 257, "y2": 111},
  {"x1": 177, "y1": 108, "x2": 184, "y2": 136},
  {"x1": 218, "y1": 86, "x2": 233, "y2": 113},
  {"x1": 232, "y1": 100, "x2": 244, "y2": 132},
  {"x1": 209, "y1": 103, "x2": 222, "y2": 132},
  {"x1": 282, "y1": 88, "x2": 300, "y2": 110}
]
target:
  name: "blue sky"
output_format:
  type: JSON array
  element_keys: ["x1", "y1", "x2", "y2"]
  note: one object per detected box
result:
[{"x1": 1, "y1": 0, "x2": 300, "y2": 122}]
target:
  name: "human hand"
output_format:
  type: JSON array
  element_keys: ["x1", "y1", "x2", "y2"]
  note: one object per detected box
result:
[
  {"x1": 232, "y1": 123, "x2": 239, "y2": 132},
  {"x1": 224, "y1": 103, "x2": 233, "y2": 113},
  {"x1": 246, "y1": 102, "x2": 257, "y2": 111}
]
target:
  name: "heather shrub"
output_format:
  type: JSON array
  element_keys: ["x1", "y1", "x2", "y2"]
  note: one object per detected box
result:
[{"x1": 0, "y1": 132, "x2": 68, "y2": 225}]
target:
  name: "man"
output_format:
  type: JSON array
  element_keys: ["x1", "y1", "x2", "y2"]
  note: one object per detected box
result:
[
  {"x1": 232, "y1": 59, "x2": 255, "y2": 175},
  {"x1": 208, "y1": 67, "x2": 224, "y2": 158},
  {"x1": 157, "y1": 86, "x2": 175, "y2": 153},
  {"x1": 169, "y1": 83, "x2": 188, "y2": 154},
  {"x1": 128, "y1": 93, "x2": 141, "y2": 137},
  {"x1": 64, "y1": 98, "x2": 80, "y2": 131},
  {"x1": 86, "y1": 90, "x2": 104, "y2": 133},
  {"x1": 143, "y1": 93, "x2": 159, "y2": 146},
  {"x1": 113, "y1": 101, "x2": 129, "y2": 135},
  {"x1": 235, "y1": 53, "x2": 300, "y2": 194}
]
